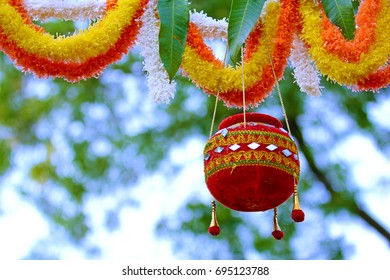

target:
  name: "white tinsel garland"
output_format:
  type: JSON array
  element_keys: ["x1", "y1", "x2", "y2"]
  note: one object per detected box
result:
[
  {"x1": 19, "y1": 0, "x2": 320, "y2": 101},
  {"x1": 289, "y1": 34, "x2": 322, "y2": 97},
  {"x1": 137, "y1": 3, "x2": 229, "y2": 103},
  {"x1": 24, "y1": 0, "x2": 107, "y2": 21},
  {"x1": 137, "y1": 0, "x2": 176, "y2": 103},
  {"x1": 23, "y1": 0, "x2": 229, "y2": 37},
  {"x1": 189, "y1": 11, "x2": 227, "y2": 41},
  {"x1": 21, "y1": 0, "x2": 229, "y2": 103}
]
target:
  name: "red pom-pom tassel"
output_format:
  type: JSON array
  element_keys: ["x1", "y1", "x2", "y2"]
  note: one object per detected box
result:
[
  {"x1": 291, "y1": 209, "x2": 305, "y2": 222},
  {"x1": 208, "y1": 225, "x2": 221, "y2": 236},
  {"x1": 272, "y1": 207, "x2": 284, "y2": 240},
  {"x1": 272, "y1": 230, "x2": 284, "y2": 240},
  {"x1": 208, "y1": 201, "x2": 220, "y2": 236},
  {"x1": 292, "y1": 184, "x2": 304, "y2": 222}
]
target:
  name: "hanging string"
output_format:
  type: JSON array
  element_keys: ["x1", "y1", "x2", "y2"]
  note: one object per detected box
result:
[
  {"x1": 0, "y1": 55, "x2": 2, "y2": 94},
  {"x1": 209, "y1": 91, "x2": 221, "y2": 138},
  {"x1": 269, "y1": 56, "x2": 304, "y2": 221},
  {"x1": 269, "y1": 57, "x2": 292, "y2": 135},
  {"x1": 241, "y1": 47, "x2": 247, "y2": 127},
  {"x1": 208, "y1": 45, "x2": 229, "y2": 138}
]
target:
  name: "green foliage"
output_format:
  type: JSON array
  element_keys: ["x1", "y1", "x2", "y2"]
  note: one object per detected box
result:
[
  {"x1": 157, "y1": 201, "x2": 247, "y2": 259},
  {"x1": 33, "y1": 20, "x2": 77, "y2": 37},
  {"x1": 30, "y1": 161, "x2": 54, "y2": 184},
  {"x1": 321, "y1": 0, "x2": 356, "y2": 40},
  {"x1": 155, "y1": 68, "x2": 390, "y2": 260},
  {"x1": 227, "y1": 0, "x2": 265, "y2": 65},
  {"x1": 158, "y1": 0, "x2": 189, "y2": 81},
  {"x1": 189, "y1": 0, "x2": 232, "y2": 19},
  {"x1": 0, "y1": 140, "x2": 11, "y2": 174}
]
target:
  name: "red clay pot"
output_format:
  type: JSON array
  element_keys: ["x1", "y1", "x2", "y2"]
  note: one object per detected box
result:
[{"x1": 204, "y1": 113, "x2": 300, "y2": 212}]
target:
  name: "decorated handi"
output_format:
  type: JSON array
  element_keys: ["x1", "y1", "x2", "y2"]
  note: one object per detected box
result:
[{"x1": 204, "y1": 113, "x2": 304, "y2": 239}]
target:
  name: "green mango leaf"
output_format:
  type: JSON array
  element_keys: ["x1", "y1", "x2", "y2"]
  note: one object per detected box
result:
[
  {"x1": 227, "y1": 0, "x2": 265, "y2": 66},
  {"x1": 158, "y1": 0, "x2": 189, "y2": 82},
  {"x1": 322, "y1": 0, "x2": 356, "y2": 40}
]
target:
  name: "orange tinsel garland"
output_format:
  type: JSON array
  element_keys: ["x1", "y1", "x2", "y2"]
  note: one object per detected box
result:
[
  {"x1": 0, "y1": 0, "x2": 148, "y2": 81},
  {"x1": 6, "y1": 0, "x2": 44, "y2": 32},
  {"x1": 0, "y1": 12, "x2": 144, "y2": 81},
  {"x1": 357, "y1": 63, "x2": 390, "y2": 91},
  {"x1": 183, "y1": 0, "x2": 298, "y2": 107},
  {"x1": 320, "y1": 0, "x2": 381, "y2": 63},
  {"x1": 0, "y1": 0, "x2": 388, "y2": 94},
  {"x1": 186, "y1": 23, "x2": 224, "y2": 65}
]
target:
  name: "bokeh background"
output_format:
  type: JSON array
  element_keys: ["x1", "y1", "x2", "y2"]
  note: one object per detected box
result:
[{"x1": 0, "y1": 0, "x2": 389, "y2": 260}]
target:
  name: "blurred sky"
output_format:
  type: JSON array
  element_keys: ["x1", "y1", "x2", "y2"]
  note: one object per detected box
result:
[{"x1": 0, "y1": 131, "x2": 389, "y2": 260}]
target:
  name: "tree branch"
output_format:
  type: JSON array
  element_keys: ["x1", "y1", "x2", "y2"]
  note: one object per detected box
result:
[{"x1": 289, "y1": 118, "x2": 390, "y2": 245}]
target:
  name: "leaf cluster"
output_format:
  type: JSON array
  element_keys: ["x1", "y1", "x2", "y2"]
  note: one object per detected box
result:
[{"x1": 157, "y1": 0, "x2": 357, "y2": 77}]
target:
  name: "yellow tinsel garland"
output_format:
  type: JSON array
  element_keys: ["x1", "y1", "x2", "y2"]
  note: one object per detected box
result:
[
  {"x1": 0, "y1": 0, "x2": 143, "y2": 62},
  {"x1": 0, "y1": 0, "x2": 388, "y2": 100},
  {"x1": 181, "y1": 1, "x2": 281, "y2": 93},
  {"x1": 298, "y1": 0, "x2": 390, "y2": 85}
]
